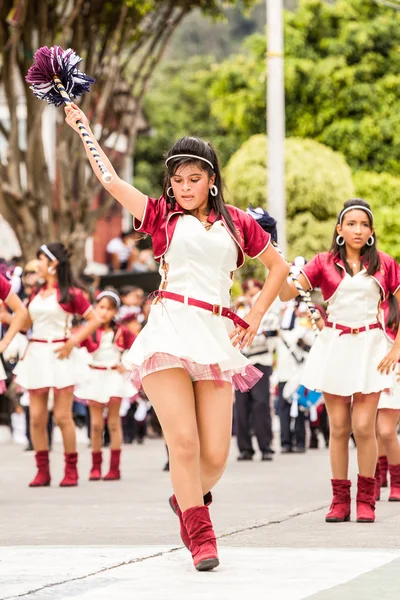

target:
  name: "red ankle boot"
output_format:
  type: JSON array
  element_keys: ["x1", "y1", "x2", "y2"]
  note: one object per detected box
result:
[
  {"x1": 183, "y1": 505, "x2": 219, "y2": 571},
  {"x1": 29, "y1": 450, "x2": 51, "y2": 487},
  {"x1": 103, "y1": 449, "x2": 121, "y2": 480},
  {"x1": 325, "y1": 479, "x2": 351, "y2": 522},
  {"x1": 169, "y1": 492, "x2": 213, "y2": 550},
  {"x1": 356, "y1": 475, "x2": 376, "y2": 523},
  {"x1": 59, "y1": 452, "x2": 78, "y2": 487},
  {"x1": 379, "y1": 455, "x2": 389, "y2": 488},
  {"x1": 388, "y1": 464, "x2": 400, "y2": 501},
  {"x1": 374, "y1": 462, "x2": 381, "y2": 501},
  {"x1": 89, "y1": 451, "x2": 102, "y2": 481}
]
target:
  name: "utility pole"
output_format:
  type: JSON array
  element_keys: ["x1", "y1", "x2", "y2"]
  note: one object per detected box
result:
[{"x1": 267, "y1": 0, "x2": 286, "y2": 255}]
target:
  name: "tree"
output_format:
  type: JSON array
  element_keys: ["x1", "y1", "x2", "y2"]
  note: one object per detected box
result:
[
  {"x1": 0, "y1": 0, "x2": 252, "y2": 264},
  {"x1": 224, "y1": 135, "x2": 355, "y2": 260}
]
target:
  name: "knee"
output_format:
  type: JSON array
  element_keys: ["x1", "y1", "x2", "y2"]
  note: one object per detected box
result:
[
  {"x1": 108, "y1": 418, "x2": 121, "y2": 434},
  {"x1": 171, "y1": 434, "x2": 199, "y2": 464},
  {"x1": 54, "y1": 412, "x2": 72, "y2": 429},
  {"x1": 378, "y1": 426, "x2": 396, "y2": 445},
  {"x1": 201, "y1": 447, "x2": 229, "y2": 476},
  {"x1": 91, "y1": 421, "x2": 103, "y2": 436},
  {"x1": 330, "y1": 423, "x2": 351, "y2": 442},
  {"x1": 30, "y1": 413, "x2": 46, "y2": 430},
  {"x1": 353, "y1": 422, "x2": 375, "y2": 442}
]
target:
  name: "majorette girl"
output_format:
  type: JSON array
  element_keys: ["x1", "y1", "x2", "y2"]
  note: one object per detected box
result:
[
  {"x1": 0, "y1": 273, "x2": 28, "y2": 392},
  {"x1": 65, "y1": 103, "x2": 288, "y2": 572},
  {"x1": 14, "y1": 243, "x2": 100, "y2": 488},
  {"x1": 76, "y1": 290, "x2": 137, "y2": 482},
  {"x1": 280, "y1": 199, "x2": 400, "y2": 524},
  {"x1": 375, "y1": 295, "x2": 400, "y2": 502}
]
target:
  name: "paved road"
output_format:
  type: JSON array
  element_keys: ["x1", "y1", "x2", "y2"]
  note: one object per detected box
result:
[{"x1": 1, "y1": 437, "x2": 400, "y2": 599}]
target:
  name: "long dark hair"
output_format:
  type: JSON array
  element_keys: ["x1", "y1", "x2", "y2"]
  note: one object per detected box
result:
[
  {"x1": 386, "y1": 294, "x2": 400, "y2": 334},
  {"x1": 37, "y1": 242, "x2": 75, "y2": 304},
  {"x1": 330, "y1": 198, "x2": 380, "y2": 277},
  {"x1": 163, "y1": 136, "x2": 239, "y2": 241}
]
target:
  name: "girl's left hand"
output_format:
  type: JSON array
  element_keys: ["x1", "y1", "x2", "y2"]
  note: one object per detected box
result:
[
  {"x1": 378, "y1": 346, "x2": 400, "y2": 375},
  {"x1": 55, "y1": 339, "x2": 76, "y2": 360},
  {"x1": 229, "y1": 310, "x2": 262, "y2": 350}
]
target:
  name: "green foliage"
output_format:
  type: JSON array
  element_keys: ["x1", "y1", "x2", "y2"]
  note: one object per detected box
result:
[
  {"x1": 353, "y1": 171, "x2": 400, "y2": 261},
  {"x1": 224, "y1": 134, "x2": 355, "y2": 260}
]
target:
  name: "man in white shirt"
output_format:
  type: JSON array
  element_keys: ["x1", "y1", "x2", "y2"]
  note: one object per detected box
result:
[{"x1": 106, "y1": 230, "x2": 139, "y2": 271}]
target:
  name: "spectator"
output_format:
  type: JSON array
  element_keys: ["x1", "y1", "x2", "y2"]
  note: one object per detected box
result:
[
  {"x1": 106, "y1": 230, "x2": 139, "y2": 271},
  {"x1": 118, "y1": 286, "x2": 145, "y2": 321}
]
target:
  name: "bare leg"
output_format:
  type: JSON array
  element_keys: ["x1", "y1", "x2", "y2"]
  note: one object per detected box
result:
[
  {"x1": 53, "y1": 388, "x2": 76, "y2": 453},
  {"x1": 108, "y1": 398, "x2": 123, "y2": 450},
  {"x1": 352, "y1": 392, "x2": 380, "y2": 477},
  {"x1": 143, "y1": 368, "x2": 202, "y2": 511},
  {"x1": 194, "y1": 380, "x2": 233, "y2": 495},
  {"x1": 29, "y1": 391, "x2": 49, "y2": 451},
  {"x1": 377, "y1": 409, "x2": 400, "y2": 465},
  {"x1": 89, "y1": 402, "x2": 104, "y2": 452},
  {"x1": 324, "y1": 393, "x2": 352, "y2": 479}
]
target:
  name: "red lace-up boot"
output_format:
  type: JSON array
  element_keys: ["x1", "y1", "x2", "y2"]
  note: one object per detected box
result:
[
  {"x1": 325, "y1": 479, "x2": 351, "y2": 522},
  {"x1": 388, "y1": 464, "x2": 400, "y2": 502},
  {"x1": 374, "y1": 461, "x2": 381, "y2": 501},
  {"x1": 182, "y1": 505, "x2": 219, "y2": 571},
  {"x1": 379, "y1": 455, "x2": 389, "y2": 488},
  {"x1": 89, "y1": 451, "x2": 102, "y2": 481},
  {"x1": 169, "y1": 492, "x2": 212, "y2": 550},
  {"x1": 103, "y1": 449, "x2": 121, "y2": 480},
  {"x1": 356, "y1": 475, "x2": 376, "y2": 523},
  {"x1": 29, "y1": 450, "x2": 51, "y2": 487},
  {"x1": 59, "y1": 452, "x2": 79, "y2": 487}
]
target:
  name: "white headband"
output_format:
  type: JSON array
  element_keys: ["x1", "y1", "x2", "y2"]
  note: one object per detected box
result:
[
  {"x1": 165, "y1": 154, "x2": 214, "y2": 170},
  {"x1": 339, "y1": 205, "x2": 373, "y2": 225},
  {"x1": 97, "y1": 291, "x2": 121, "y2": 308},
  {"x1": 40, "y1": 245, "x2": 58, "y2": 262}
]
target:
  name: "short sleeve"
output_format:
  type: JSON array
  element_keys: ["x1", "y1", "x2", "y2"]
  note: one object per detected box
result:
[
  {"x1": 0, "y1": 274, "x2": 12, "y2": 302},
  {"x1": 69, "y1": 289, "x2": 92, "y2": 317},
  {"x1": 124, "y1": 328, "x2": 136, "y2": 349},
  {"x1": 388, "y1": 257, "x2": 400, "y2": 295},
  {"x1": 133, "y1": 196, "x2": 164, "y2": 237},
  {"x1": 242, "y1": 212, "x2": 271, "y2": 258},
  {"x1": 301, "y1": 254, "x2": 323, "y2": 291}
]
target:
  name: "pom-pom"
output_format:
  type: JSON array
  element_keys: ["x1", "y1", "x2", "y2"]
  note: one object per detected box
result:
[
  {"x1": 246, "y1": 206, "x2": 278, "y2": 243},
  {"x1": 26, "y1": 46, "x2": 95, "y2": 106}
]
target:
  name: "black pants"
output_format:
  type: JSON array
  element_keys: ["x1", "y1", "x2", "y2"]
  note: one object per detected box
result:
[
  {"x1": 235, "y1": 364, "x2": 272, "y2": 454},
  {"x1": 277, "y1": 382, "x2": 306, "y2": 449}
]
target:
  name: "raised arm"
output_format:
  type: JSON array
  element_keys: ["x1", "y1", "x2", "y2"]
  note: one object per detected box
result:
[{"x1": 64, "y1": 103, "x2": 147, "y2": 222}]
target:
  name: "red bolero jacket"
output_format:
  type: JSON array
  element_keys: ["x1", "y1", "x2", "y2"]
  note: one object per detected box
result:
[
  {"x1": 80, "y1": 325, "x2": 136, "y2": 353},
  {"x1": 133, "y1": 196, "x2": 271, "y2": 268},
  {"x1": 302, "y1": 251, "x2": 400, "y2": 302},
  {"x1": 381, "y1": 299, "x2": 398, "y2": 343},
  {"x1": 29, "y1": 283, "x2": 92, "y2": 317},
  {"x1": 0, "y1": 274, "x2": 12, "y2": 302}
]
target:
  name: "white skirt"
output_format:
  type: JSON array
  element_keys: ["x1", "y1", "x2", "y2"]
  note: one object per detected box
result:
[
  {"x1": 75, "y1": 368, "x2": 138, "y2": 404},
  {"x1": 14, "y1": 342, "x2": 90, "y2": 391},
  {"x1": 301, "y1": 326, "x2": 393, "y2": 396},
  {"x1": 379, "y1": 367, "x2": 400, "y2": 410}
]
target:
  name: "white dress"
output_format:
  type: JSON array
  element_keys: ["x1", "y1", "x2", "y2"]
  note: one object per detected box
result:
[
  {"x1": 14, "y1": 293, "x2": 89, "y2": 391},
  {"x1": 301, "y1": 270, "x2": 393, "y2": 396},
  {"x1": 75, "y1": 331, "x2": 137, "y2": 404},
  {"x1": 378, "y1": 339, "x2": 400, "y2": 410},
  {"x1": 125, "y1": 215, "x2": 261, "y2": 390}
]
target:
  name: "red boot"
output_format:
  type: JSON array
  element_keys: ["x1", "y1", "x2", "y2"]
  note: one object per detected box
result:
[
  {"x1": 169, "y1": 492, "x2": 213, "y2": 550},
  {"x1": 183, "y1": 505, "x2": 219, "y2": 571},
  {"x1": 103, "y1": 449, "x2": 121, "y2": 480},
  {"x1": 89, "y1": 451, "x2": 102, "y2": 481},
  {"x1": 59, "y1": 452, "x2": 78, "y2": 487},
  {"x1": 379, "y1": 455, "x2": 389, "y2": 488},
  {"x1": 374, "y1": 461, "x2": 381, "y2": 501},
  {"x1": 356, "y1": 475, "x2": 376, "y2": 523},
  {"x1": 325, "y1": 479, "x2": 351, "y2": 522},
  {"x1": 388, "y1": 464, "x2": 400, "y2": 501},
  {"x1": 29, "y1": 450, "x2": 51, "y2": 487}
]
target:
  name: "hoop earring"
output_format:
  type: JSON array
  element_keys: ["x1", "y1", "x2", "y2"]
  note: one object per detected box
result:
[
  {"x1": 48, "y1": 266, "x2": 57, "y2": 275},
  {"x1": 210, "y1": 185, "x2": 218, "y2": 197},
  {"x1": 336, "y1": 235, "x2": 345, "y2": 247},
  {"x1": 367, "y1": 235, "x2": 375, "y2": 247},
  {"x1": 167, "y1": 187, "x2": 175, "y2": 198}
]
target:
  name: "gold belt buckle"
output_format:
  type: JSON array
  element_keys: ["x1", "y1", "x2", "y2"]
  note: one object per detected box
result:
[
  {"x1": 351, "y1": 328, "x2": 360, "y2": 335},
  {"x1": 212, "y1": 304, "x2": 222, "y2": 316}
]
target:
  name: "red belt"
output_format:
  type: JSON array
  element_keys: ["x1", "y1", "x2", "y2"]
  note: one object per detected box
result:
[
  {"x1": 89, "y1": 365, "x2": 119, "y2": 371},
  {"x1": 155, "y1": 290, "x2": 249, "y2": 329},
  {"x1": 30, "y1": 338, "x2": 68, "y2": 343},
  {"x1": 326, "y1": 321, "x2": 382, "y2": 337}
]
